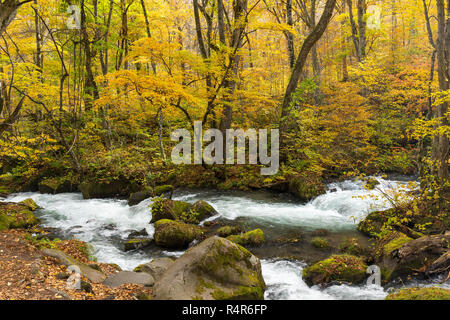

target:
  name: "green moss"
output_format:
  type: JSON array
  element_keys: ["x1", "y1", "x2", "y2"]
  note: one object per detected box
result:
[
  {"x1": 311, "y1": 237, "x2": 330, "y2": 249},
  {"x1": 383, "y1": 233, "x2": 413, "y2": 256},
  {"x1": 364, "y1": 177, "x2": 380, "y2": 190},
  {"x1": 302, "y1": 254, "x2": 368, "y2": 286},
  {"x1": 217, "y1": 226, "x2": 241, "y2": 237},
  {"x1": 358, "y1": 209, "x2": 395, "y2": 237},
  {"x1": 288, "y1": 175, "x2": 325, "y2": 201},
  {"x1": 212, "y1": 285, "x2": 264, "y2": 300},
  {"x1": 19, "y1": 198, "x2": 39, "y2": 211},
  {"x1": 0, "y1": 214, "x2": 11, "y2": 230},
  {"x1": 154, "y1": 219, "x2": 174, "y2": 228},
  {"x1": 153, "y1": 185, "x2": 174, "y2": 196},
  {"x1": 154, "y1": 220, "x2": 203, "y2": 248},
  {"x1": 180, "y1": 200, "x2": 217, "y2": 224},
  {"x1": 386, "y1": 287, "x2": 450, "y2": 300},
  {"x1": 150, "y1": 198, "x2": 190, "y2": 223},
  {"x1": 227, "y1": 229, "x2": 265, "y2": 246}
]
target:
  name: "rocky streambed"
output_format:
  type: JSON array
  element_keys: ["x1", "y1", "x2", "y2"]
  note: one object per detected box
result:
[{"x1": 2, "y1": 177, "x2": 449, "y2": 300}]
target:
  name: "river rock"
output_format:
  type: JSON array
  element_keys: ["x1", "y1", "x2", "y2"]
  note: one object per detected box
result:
[
  {"x1": 39, "y1": 177, "x2": 76, "y2": 194},
  {"x1": 79, "y1": 179, "x2": 137, "y2": 199},
  {"x1": 152, "y1": 236, "x2": 266, "y2": 300},
  {"x1": 0, "y1": 201, "x2": 39, "y2": 230},
  {"x1": 133, "y1": 257, "x2": 174, "y2": 281},
  {"x1": 288, "y1": 175, "x2": 325, "y2": 201},
  {"x1": 128, "y1": 187, "x2": 153, "y2": 206},
  {"x1": 302, "y1": 254, "x2": 368, "y2": 286},
  {"x1": 150, "y1": 199, "x2": 191, "y2": 223},
  {"x1": 217, "y1": 226, "x2": 242, "y2": 237},
  {"x1": 154, "y1": 219, "x2": 204, "y2": 249},
  {"x1": 103, "y1": 271, "x2": 154, "y2": 288},
  {"x1": 19, "y1": 198, "x2": 39, "y2": 211},
  {"x1": 123, "y1": 238, "x2": 153, "y2": 251},
  {"x1": 41, "y1": 248, "x2": 106, "y2": 283},
  {"x1": 227, "y1": 229, "x2": 265, "y2": 246},
  {"x1": 153, "y1": 185, "x2": 174, "y2": 198}
]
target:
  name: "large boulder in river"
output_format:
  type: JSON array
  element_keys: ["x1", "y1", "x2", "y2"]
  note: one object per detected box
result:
[
  {"x1": 302, "y1": 254, "x2": 368, "y2": 286},
  {"x1": 152, "y1": 236, "x2": 266, "y2": 300},
  {"x1": 134, "y1": 257, "x2": 174, "y2": 281},
  {"x1": 79, "y1": 179, "x2": 138, "y2": 199},
  {"x1": 376, "y1": 231, "x2": 450, "y2": 282},
  {"x1": 39, "y1": 177, "x2": 76, "y2": 194},
  {"x1": 154, "y1": 219, "x2": 204, "y2": 249},
  {"x1": 150, "y1": 198, "x2": 190, "y2": 223},
  {"x1": 288, "y1": 175, "x2": 325, "y2": 201},
  {"x1": 153, "y1": 185, "x2": 174, "y2": 197},
  {"x1": 151, "y1": 198, "x2": 216, "y2": 224},
  {"x1": 0, "y1": 201, "x2": 39, "y2": 230}
]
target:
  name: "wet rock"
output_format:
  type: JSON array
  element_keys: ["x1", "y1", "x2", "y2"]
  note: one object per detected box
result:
[
  {"x1": 338, "y1": 237, "x2": 367, "y2": 256},
  {"x1": 102, "y1": 271, "x2": 154, "y2": 288},
  {"x1": 78, "y1": 179, "x2": 138, "y2": 199},
  {"x1": 127, "y1": 229, "x2": 148, "y2": 238},
  {"x1": 152, "y1": 236, "x2": 266, "y2": 300},
  {"x1": 227, "y1": 229, "x2": 265, "y2": 246},
  {"x1": 288, "y1": 175, "x2": 326, "y2": 201},
  {"x1": 38, "y1": 177, "x2": 76, "y2": 194},
  {"x1": 153, "y1": 185, "x2": 174, "y2": 198},
  {"x1": 134, "y1": 257, "x2": 174, "y2": 281},
  {"x1": 128, "y1": 187, "x2": 153, "y2": 206},
  {"x1": 302, "y1": 254, "x2": 368, "y2": 286},
  {"x1": 123, "y1": 238, "x2": 153, "y2": 251},
  {"x1": 216, "y1": 226, "x2": 242, "y2": 237},
  {"x1": 183, "y1": 200, "x2": 218, "y2": 224},
  {"x1": 312, "y1": 229, "x2": 329, "y2": 237},
  {"x1": 41, "y1": 248, "x2": 106, "y2": 283},
  {"x1": 154, "y1": 219, "x2": 204, "y2": 249}
]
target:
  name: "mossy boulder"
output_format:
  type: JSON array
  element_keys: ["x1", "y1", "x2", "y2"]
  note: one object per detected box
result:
[
  {"x1": 386, "y1": 287, "x2": 450, "y2": 300},
  {"x1": 128, "y1": 187, "x2": 153, "y2": 206},
  {"x1": 302, "y1": 254, "x2": 368, "y2": 286},
  {"x1": 79, "y1": 179, "x2": 137, "y2": 199},
  {"x1": 227, "y1": 229, "x2": 265, "y2": 246},
  {"x1": 19, "y1": 198, "x2": 39, "y2": 211},
  {"x1": 217, "y1": 226, "x2": 242, "y2": 237},
  {"x1": 152, "y1": 236, "x2": 266, "y2": 300},
  {"x1": 153, "y1": 185, "x2": 174, "y2": 197},
  {"x1": 364, "y1": 177, "x2": 380, "y2": 190},
  {"x1": 150, "y1": 198, "x2": 191, "y2": 223},
  {"x1": 288, "y1": 175, "x2": 325, "y2": 201},
  {"x1": 38, "y1": 177, "x2": 76, "y2": 194},
  {"x1": 181, "y1": 200, "x2": 218, "y2": 224},
  {"x1": 154, "y1": 220, "x2": 204, "y2": 249},
  {"x1": 123, "y1": 238, "x2": 153, "y2": 251},
  {"x1": 151, "y1": 198, "x2": 216, "y2": 225},
  {"x1": 311, "y1": 237, "x2": 330, "y2": 249},
  {"x1": 0, "y1": 202, "x2": 39, "y2": 229},
  {"x1": 358, "y1": 209, "x2": 394, "y2": 237}
]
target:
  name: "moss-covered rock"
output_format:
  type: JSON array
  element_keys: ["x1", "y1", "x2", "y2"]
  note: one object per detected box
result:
[
  {"x1": 358, "y1": 209, "x2": 394, "y2": 237},
  {"x1": 153, "y1": 185, "x2": 174, "y2": 197},
  {"x1": 150, "y1": 198, "x2": 191, "y2": 223},
  {"x1": 38, "y1": 177, "x2": 76, "y2": 194},
  {"x1": 19, "y1": 198, "x2": 39, "y2": 211},
  {"x1": 217, "y1": 226, "x2": 242, "y2": 237},
  {"x1": 386, "y1": 287, "x2": 450, "y2": 300},
  {"x1": 227, "y1": 229, "x2": 265, "y2": 246},
  {"x1": 151, "y1": 198, "x2": 217, "y2": 225},
  {"x1": 79, "y1": 179, "x2": 137, "y2": 199},
  {"x1": 0, "y1": 202, "x2": 39, "y2": 229},
  {"x1": 154, "y1": 220, "x2": 204, "y2": 249},
  {"x1": 152, "y1": 236, "x2": 266, "y2": 300},
  {"x1": 311, "y1": 237, "x2": 330, "y2": 249},
  {"x1": 123, "y1": 238, "x2": 153, "y2": 251},
  {"x1": 302, "y1": 254, "x2": 368, "y2": 286},
  {"x1": 128, "y1": 187, "x2": 153, "y2": 206},
  {"x1": 364, "y1": 177, "x2": 380, "y2": 190},
  {"x1": 181, "y1": 200, "x2": 218, "y2": 224},
  {"x1": 288, "y1": 175, "x2": 325, "y2": 201}
]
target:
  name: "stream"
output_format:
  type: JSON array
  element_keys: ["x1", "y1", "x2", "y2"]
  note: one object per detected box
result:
[{"x1": 3, "y1": 176, "x2": 449, "y2": 300}]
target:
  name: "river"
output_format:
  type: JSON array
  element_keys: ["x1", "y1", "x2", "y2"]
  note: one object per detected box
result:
[{"x1": 3, "y1": 176, "x2": 448, "y2": 300}]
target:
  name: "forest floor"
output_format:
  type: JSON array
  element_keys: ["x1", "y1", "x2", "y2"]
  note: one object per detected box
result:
[{"x1": 0, "y1": 229, "x2": 152, "y2": 300}]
